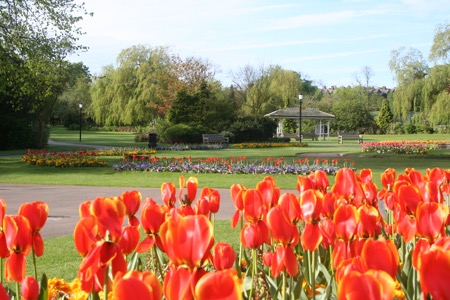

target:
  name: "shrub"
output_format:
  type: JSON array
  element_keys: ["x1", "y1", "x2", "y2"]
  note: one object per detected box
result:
[
  {"x1": 404, "y1": 123, "x2": 417, "y2": 134},
  {"x1": 230, "y1": 117, "x2": 277, "y2": 143},
  {"x1": 164, "y1": 124, "x2": 202, "y2": 144},
  {"x1": 387, "y1": 122, "x2": 405, "y2": 134}
]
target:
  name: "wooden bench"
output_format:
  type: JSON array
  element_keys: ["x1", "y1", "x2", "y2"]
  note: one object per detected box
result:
[
  {"x1": 283, "y1": 133, "x2": 317, "y2": 141},
  {"x1": 338, "y1": 133, "x2": 363, "y2": 144},
  {"x1": 202, "y1": 133, "x2": 229, "y2": 144}
]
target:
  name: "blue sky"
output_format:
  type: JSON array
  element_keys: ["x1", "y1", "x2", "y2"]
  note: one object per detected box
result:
[{"x1": 69, "y1": 0, "x2": 449, "y2": 89}]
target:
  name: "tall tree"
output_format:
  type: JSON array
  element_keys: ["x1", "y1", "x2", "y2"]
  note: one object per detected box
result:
[
  {"x1": 376, "y1": 99, "x2": 394, "y2": 134},
  {"x1": 389, "y1": 47, "x2": 429, "y2": 86},
  {"x1": 429, "y1": 23, "x2": 450, "y2": 63},
  {"x1": 0, "y1": 0, "x2": 90, "y2": 148}
]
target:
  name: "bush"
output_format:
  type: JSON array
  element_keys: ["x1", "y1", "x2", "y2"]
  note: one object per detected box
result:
[
  {"x1": 134, "y1": 132, "x2": 148, "y2": 142},
  {"x1": 164, "y1": 124, "x2": 202, "y2": 144},
  {"x1": 230, "y1": 117, "x2": 277, "y2": 143},
  {"x1": 387, "y1": 122, "x2": 405, "y2": 134},
  {"x1": 0, "y1": 113, "x2": 50, "y2": 150},
  {"x1": 404, "y1": 123, "x2": 417, "y2": 134}
]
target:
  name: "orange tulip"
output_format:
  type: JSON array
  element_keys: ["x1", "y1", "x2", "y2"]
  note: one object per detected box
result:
[
  {"x1": 200, "y1": 187, "x2": 221, "y2": 214},
  {"x1": 356, "y1": 204, "x2": 382, "y2": 238},
  {"x1": 380, "y1": 168, "x2": 396, "y2": 190},
  {"x1": 301, "y1": 223, "x2": 323, "y2": 251},
  {"x1": 242, "y1": 189, "x2": 268, "y2": 223},
  {"x1": 161, "y1": 182, "x2": 177, "y2": 207},
  {"x1": 322, "y1": 192, "x2": 337, "y2": 220},
  {"x1": 120, "y1": 190, "x2": 141, "y2": 226},
  {"x1": 240, "y1": 221, "x2": 270, "y2": 249},
  {"x1": 230, "y1": 184, "x2": 246, "y2": 228},
  {"x1": 256, "y1": 176, "x2": 280, "y2": 209},
  {"x1": 278, "y1": 193, "x2": 301, "y2": 224},
  {"x1": 163, "y1": 266, "x2": 206, "y2": 300},
  {"x1": 267, "y1": 206, "x2": 299, "y2": 246},
  {"x1": 21, "y1": 276, "x2": 39, "y2": 300},
  {"x1": 137, "y1": 198, "x2": 166, "y2": 253},
  {"x1": 78, "y1": 201, "x2": 92, "y2": 219},
  {"x1": 417, "y1": 238, "x2": 450, "y2": 300},
  {"x1": 360, "y1": 237, "x2": 399, "y2": 279},
  {"x1": 395, "y1": 212, "x2": 417, "y2": 242},
  {"x1": 194, "y1": 269, "x2": 242, "y2": 300},
  {"x1": 4, "y1": 215, "x2": 32, "y2": 282},
  {"x1": 332, "y1": 168, "x2": 365, "y2": 207},
  {"x1": 159, "y1": 214, "x2": 214, "y2": 268},
  {"x1": 0, "y1": 199, "x2": 9, "y2": 259},
  {"x1": 297, "y1": 175, "x2": 315, "y2": 195},
  {"x1": 300, "y1": 189, "x2": 323, "y2": 223},
  {"x1": 18, "y1": 201, "x2": 48, "y2": 256},
  {"x1": 337, "y1": 269, "x2": 395, "y2": 300},
  {"x1": 78, "y1": 241, "x2": 127, "y2": 292},
  {"x1": 118, "y1": 225, "x2": 140, "y2": 255},
  {"x1": 90, "y1": 197, "x2": 126, "y2": 242},
  {"x1": 112, "y1": 270, "x2": 162, "y2": 300},
  {"x1": 416, "y1": 201, "x2": 448, "y2": 242},
  {"x1": 334, "y1": 203, "x2": 359, "y2": 242},
  {"x1": 211, "y1": 242, "x2": 236, "y2": 270},
  {"x1": 73, "y1": 216, "x2": 98, "y2": 256},
  {"x1": 310, "y1": 170, "x2": 330, "y2": 193},
  {"x1": 179, "y1": 176, "x2": 198, "y2": 205}
]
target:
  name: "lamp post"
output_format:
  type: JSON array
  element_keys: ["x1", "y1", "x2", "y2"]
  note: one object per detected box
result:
[
  {"x1": 298, "y1": 94, "x2": 303, "y2": 143},
  {"x1": 79, "y1": 103, "x2": 83, "y2": 142}
]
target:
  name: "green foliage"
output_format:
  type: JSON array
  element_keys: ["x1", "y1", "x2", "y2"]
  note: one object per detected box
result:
[
  {"x1": 331, "y1": 87, "x2": 374, "y2": 132},
  {"x1": 429, "y1": 23, "x2": 450, "y2": 63},
  {"x1": 164, "y1": 124, "x2": 203, "y2": 144},
  {"x1": 376, "y1": 99, "x2": 394, "y2": 134},
  {"x1": 387, "y1": 122, "x2": 405, "y2": 134},
  {"x1": 0, "y1": 112, "x2": 49, "y2": 150},
  {"x1": 230, "y1": 116, "x2": 277, "y2": 143}
]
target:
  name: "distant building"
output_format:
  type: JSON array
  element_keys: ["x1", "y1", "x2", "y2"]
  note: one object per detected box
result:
[{"x1": 320, "y1": 86, "x2": 395, "y2": 98}]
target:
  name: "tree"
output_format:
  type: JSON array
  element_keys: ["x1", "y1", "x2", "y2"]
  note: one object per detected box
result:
[
  {"x1": 0, "y1": 0, "x2": 90, "y2": 148},
  {"x1": 331, "y1": 87, "x2": 374, "y2": 132},
  {"x1": 389, "y1": 47, "x2": 429, "y2": 86},
  {"x1": 355, "y1": 65, "x2": 374, "y2": 103},
  {"x1": 429, "y1": 23, "x2": 450, "y2": 63},
  {"x1": 377, "y1": 99, "x2": 394, "y2": 134}
]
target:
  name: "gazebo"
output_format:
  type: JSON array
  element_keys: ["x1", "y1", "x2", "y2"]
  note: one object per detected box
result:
[{"x1": 264, "y1": 107, "x2": 335, "y2": 140}]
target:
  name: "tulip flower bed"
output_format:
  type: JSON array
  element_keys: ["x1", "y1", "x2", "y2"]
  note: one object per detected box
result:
[
  {"x1": 21, "y1": 148, "x2": 157, "y2": 168},
  {"x1": 360, "y1": 140, "x2": 442, "y2": 154},
  {"x1": 112, "y1": 155, "x2": 352, "y2": 175},
  {"x1": 1, "y1": 166, "x2": 449, "y2": 300}
]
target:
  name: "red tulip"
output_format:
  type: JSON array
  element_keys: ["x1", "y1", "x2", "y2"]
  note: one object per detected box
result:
[
  {"x1": 200, "y1": 187, "x2": 221, "y2": 214},
  {"x1": 120, "y1": 190, "x2": 141, "y2": 226},
  {"x1": 417, "y1": 238, "x2": 450, "y2": 300},
  {"x1": 211, "y1": 242, "x2": 235, "y2": 270},
  {"x1": 256, "y1": 176, "x2": 280, "y2": 208},
  {"x1": 310, "y1": 170, "x2": 330, "y2": 193},
  {"x1": 240, "y1": 221, "x2": 270, "y2": 249},
  {"x1": 179, "y1": 176, "x2": 198, "y2": 205},
  {"x1": 322, "y1": 192, "x2": 337, "y2": 220},
  {"x1": 78, "y1": 201, "x2": 92, "y2": 219},
  {"x1": 73, "y1": 216, "x2": 98, "y2": 256},
  {"x1": 136, "y1": 198, "x2": 166, "y2": 253},
  {"x1": 161, "y1": 182, "x2": 177, "y2": 207},
  {"x1": 194, "y1": 269, "x2": 242, "y2": 300},
  {"x1": 334, "y1": 204, "x2": 359, "y2": 242},
  {"x1": 356, "y1": 204, "x2": 382, "y2": 238},
  {"x1": 4, "y1": 215, "x2": 32, "y2": 282},
  {"x1": 381, "y1": 168, "x2": 396, "y2": 190},
  {"x1": 300, "y1": 189, "x2": 323, "y2": 223},
  {"x1": 159, "y1": 214, "x2": 214, "y2": 268},
  {"x1": 278, "y1": 193, "x2": 302, "y2": 224},
  {"x1": 0, "y1": 199, "x2": 9, "y2": 259},
  {"x1": 360, "y1": 237, "x2": 399, "y2": 279},
  {"x1": 301, "y1": 223, "x2": 323, "y2": 251},
  {"x1": 118, "y1": 225, "x2": 140, "y2": 255},
  {"x1": 416, "y1": 201, "x2": 448, "y2": 242},
  {"x1": 90, "y1": 197, "x2": 126, "y2": 242},
  {"x1": 230, "y1": 184, "x2": 246, "y2": 228},
  {"x1": 337, "y1": 269, "x2": 395, "y2": 300},
  {"x1": 112, "y1": 270, "x2": 162, "y2": 300},
  {"x1": 242, "y1": 189, "x2": 268, "y2": 223},
  {"x1": 163, "y1": 266, "x2": 205, "y2": 300},
  {"x1": 297, "y1": 175, "x2": 315, "y2": 195},
  {"x1": 21, "y1": 276, "x2": 39, "y2": 300},
  {"x1": 18, "y1": 201, "x2": 48, "y2": 256},
  {"x1": 332, "y1": 168, "x2": 365, "y2": 207},
  {"x1": 395, "y1": 212, "x2": 417, "y2": 243},
  {"x1": 267, "y1": 206, "x2": 299, "y2": 246},
  {"x1": 0, "y1": 284, "x2": 8, "y2": 300}
]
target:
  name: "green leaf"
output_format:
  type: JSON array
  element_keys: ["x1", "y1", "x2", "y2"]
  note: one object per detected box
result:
[{"x1": 37, "y1": 273, "x2": 48, "y2": 300}]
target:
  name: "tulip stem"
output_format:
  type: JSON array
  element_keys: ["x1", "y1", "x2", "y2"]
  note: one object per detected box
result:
[
  {"x1": 0, "y1": 259, "x2": 3, "y2": 285},
  {"x1": 282, "y1": 270, "x2": 287, "y2": 300},
  {"x1": 153, "y1": 246, "x2": 163, "y2": 279},
  {"x1": 311, "y1": 250, "x2": 316, "y2": 300},
  {"x1": 212, "y1": 213, "x2": 215, "y2": 236},
  {"x1": 16, "y1": 281, "x2": 20, "y2": 300},
  {"x1": 103, "y1": 265, "x2": 109, "y2": 300},
  {"x1": 238, "y1": 213, "x2": 243, "y2": 268},
  {"x1": 32, "y1": 247, "x2": 38, "y2": 280},
  {"x1": 248, "y1": 248, "x2": 257, "y2": 300}
]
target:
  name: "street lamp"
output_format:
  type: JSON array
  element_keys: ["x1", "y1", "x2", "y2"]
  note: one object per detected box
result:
[
  {"x1": 79, "y1": 103, "x2": 83, "y2": 142},
  {"x1": 298, "y1": 94, "x2": 303, "y2": 143}
]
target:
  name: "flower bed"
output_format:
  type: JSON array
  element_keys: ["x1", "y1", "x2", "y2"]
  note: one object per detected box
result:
[
  {"x1": 0, "y1": 167, "x2": 449, "y2": 299},
  {"x1": 360, "y1": 140, "x2": 443, "y2": 154},
  {"x1": 21, "y1": 150, "x2": 109, "y2": 168},
  {"x1": 113, "y1": 155, "x2": 352, "y2": 175}
]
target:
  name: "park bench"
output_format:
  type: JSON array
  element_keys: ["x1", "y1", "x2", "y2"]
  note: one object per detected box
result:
[
  {"x1": 283, "y1": 132, "x2": 318, "y2": 141},
  {"x1": 338, "y1": 133, "x2": 363, "y2": 144},
  {"x1": 202, "y1": 133, "x2": 229, "y2": 144}
]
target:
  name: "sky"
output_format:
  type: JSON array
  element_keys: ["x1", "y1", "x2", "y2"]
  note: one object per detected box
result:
[{"x1": 68, "y1": 0, "x2": 450, "y2": 89}]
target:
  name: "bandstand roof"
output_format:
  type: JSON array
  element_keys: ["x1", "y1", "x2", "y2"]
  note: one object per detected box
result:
[{"x1": 264, "y1": 107, "x2": 335, "y2": 120}]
